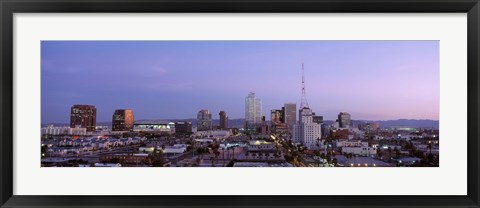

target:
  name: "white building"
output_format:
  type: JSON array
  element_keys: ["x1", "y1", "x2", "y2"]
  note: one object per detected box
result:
[
  {"x1": 194, "y1": 130, "x2": 231, "y2": 138},
  {"x1": 41, "y1": 125, "x2": 86, "y2": 136},
  {"x1": 69, "y1": 126, "x2": 87, "y2": 135},
  {"x1": 245, "y1": 92, "x2": 262, "y2": 130},
  {"x1": 162, "y1": 144, "x2": 187, "y2": 155},
  {"x1": 336, "y1": 140, "x2": 369, "y2": 148},
  {"x1": 342, "y1": 146, "x2": 377, "y2": 156},
  {"x1": 41, "y1": 125, "x2": 70, "y2": 135},
  {"x1": 133, "y1": 120, "x2": 175, "y2": 134},
  {"x1": 292, "y1": 107, "x2": 322, "y2": 149}
]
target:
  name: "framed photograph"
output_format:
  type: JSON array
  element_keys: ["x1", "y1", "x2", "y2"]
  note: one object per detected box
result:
[{"x1": 1, "y1": 0, "x2": 479, "y2": 207}]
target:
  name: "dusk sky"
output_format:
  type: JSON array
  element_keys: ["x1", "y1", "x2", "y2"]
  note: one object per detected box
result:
[{"x1": 41, "y1": 41, "x2": 439, "y2": 124}]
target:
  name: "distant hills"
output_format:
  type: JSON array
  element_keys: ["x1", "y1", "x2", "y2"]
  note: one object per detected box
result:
[
  {"x1": 358, "y1": 119, "x2": 439, "y2": 129},
  {"x1": 320, "y1": 119, "x2": 438, "y2": 129},
  {"x1": 43, "y1": 118, "x2": 439, "y2": 129}
]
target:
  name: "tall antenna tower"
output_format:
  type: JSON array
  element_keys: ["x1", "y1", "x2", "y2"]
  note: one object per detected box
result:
[{"x1": 300, "y1": 63, "x2": 309, "y2": 109}]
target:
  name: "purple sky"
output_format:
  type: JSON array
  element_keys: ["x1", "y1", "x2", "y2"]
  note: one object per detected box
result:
[{"x1": 41, "y1": 41, "x2": 439, "y2": 123}]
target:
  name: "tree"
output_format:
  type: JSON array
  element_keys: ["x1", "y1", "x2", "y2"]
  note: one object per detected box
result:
[
  {"x1": 148, "y1": 148, "x2": 165, "y2": 167},
  {"x1": 394, "y1": 147, "x2": 401, "y2": 157},
  {"x1": 326, "y1": 154, "x2": 332, "y2": 164},
  {"x1": 388, "y1": 147, "x2": 393, "y2": 159},
  {"x1": 197, "y1": 147, "x2": 207, "y2": 159},
  {"x1": 210, "y1": 156, "x2": 215, "y2": 167},
  {"x1": 226, "y1": 160, "x2": 235, "y2": 167},
  {"x1": 195, "y1": 157, "x2": 201, "y2": 166},
  {"x1": 332, "y1": 158, "x2": 338, "y2": 166},
  {"x1": 427, "y1": 141, "x2": 433, "y2": 154},
  {"x1": 41, "y1": 145, "x2": 47, "y2": 158}
]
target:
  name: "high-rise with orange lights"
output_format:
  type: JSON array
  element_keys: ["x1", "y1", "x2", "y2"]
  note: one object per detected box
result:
[{"x1": 112, "y1": 109, "x2": 134, "y2": 131}]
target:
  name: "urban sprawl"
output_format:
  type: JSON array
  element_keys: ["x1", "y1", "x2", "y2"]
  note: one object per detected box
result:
[{"x1": 41, "y1": 66, "x2": 439, "y2": 167}]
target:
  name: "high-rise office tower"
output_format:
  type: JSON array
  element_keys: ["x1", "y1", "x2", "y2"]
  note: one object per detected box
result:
[
  {"x1": 112, "y1": 109, "x2": 134, "y2": 131},
  {"x1": 245, "y1": 92, "x2": 262, "y2": 130},
  {"x1": 283, "y1": 103, "x2": 297, "y2": 128},
  {"x1": 219, "y1": 111, "x2": 228, "y2": 130},
  {"x1": 70, "y1": 104, "x2": 96, "y2": 132},
  {"x1": 338, "y1": 112, "x2": 351, "y2": 128},
  {"x1": 197, "y1": 109, "x2": 212, "y2": 131}
]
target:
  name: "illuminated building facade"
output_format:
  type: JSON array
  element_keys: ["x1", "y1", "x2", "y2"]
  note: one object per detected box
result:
[
  {"x1": 70, "y1": 104, "x2": 96, "y2": 132},
  {"x1": 270, "y1": 109, "x2": 283, "y2": 125},
  {"x1": 112, "y1": 109, "x2": 134, "y2": 131},
  {"x1": 175, "y1": 121, "x2": 193, "y2": 134},
  {"x1": 133, "y1": 120, "x2": 175, "y2": 134}
]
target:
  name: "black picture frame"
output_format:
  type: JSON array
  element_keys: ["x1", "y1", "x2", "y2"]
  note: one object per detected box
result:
[{"x1": 1, "y1": 0, "x2": 479, "y2": 207}]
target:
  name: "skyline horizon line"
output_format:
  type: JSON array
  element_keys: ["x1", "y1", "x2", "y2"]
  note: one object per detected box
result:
[{"x1": 42, "y1": 116, "x2": 440, "y2": 125}]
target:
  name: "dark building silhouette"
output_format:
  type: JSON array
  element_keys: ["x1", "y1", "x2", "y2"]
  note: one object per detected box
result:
[
  {"x1": 219, "y1": 111, "x2": 228, "y2": 130},
  {"x1": 257, "y1": 116, "x2": 270, "y2": 135},
  {"x1": 313, "y1": 114, "x2": 323, "y2": 124},
  {"x1": 112, "y1": 109, "x2": 134, "y2": 131},
  {"x1": 70, "y1": 105, "x2": 96, "y2": 132},
  {"x1": 175, "y1": 121, "x2": 193, "y2": 135},
  {"x1": 338, "y1": 112, "x2": 351, "y2": 128}
]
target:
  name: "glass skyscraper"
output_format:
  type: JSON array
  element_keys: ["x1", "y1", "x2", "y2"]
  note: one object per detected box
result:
[{"x1": 245, "y1": 92, "x2": 262, "y2": 130}]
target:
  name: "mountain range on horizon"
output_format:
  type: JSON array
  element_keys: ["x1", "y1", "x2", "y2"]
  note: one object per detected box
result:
[{"x1": 43, "y1": 118, "x2": 439, "y2": 129}]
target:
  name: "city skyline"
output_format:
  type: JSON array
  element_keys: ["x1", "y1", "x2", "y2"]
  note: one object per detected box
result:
[{"x1": 42, "y1": 41, "x2": 439, "y2": 123}]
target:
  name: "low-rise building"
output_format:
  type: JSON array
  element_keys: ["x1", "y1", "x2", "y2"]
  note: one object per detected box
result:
[
  {"x1": 193, "y1": 130, "x2": 231, "y2": 138},
  {"x1": 247, "y1": 140, "x2": 276, "y2": 151},
  {"x1": 41, "y1": 125, "x2": 87, "y2": 136},
  {"x1": 336, "y1": 140, "x2": 369, "y2": 148},
  {"x1": 397, "y1": 157, "x2": 422, "y2": 166},
  {"x1": 94, "y1": 163, "x2": 122, "y2": 167},
  {"x1": 342, "y1": 146, "x2": 377, "y2": 157},
  {"x1": 133, "y1": 120, "x2": 175, "y2": 134},
  {"x1": 162, "y1": 144, "x2": 187, "y2": 155},
  {"x1": 100, "y1": 153, "x2": 149, "y2": 164}
]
